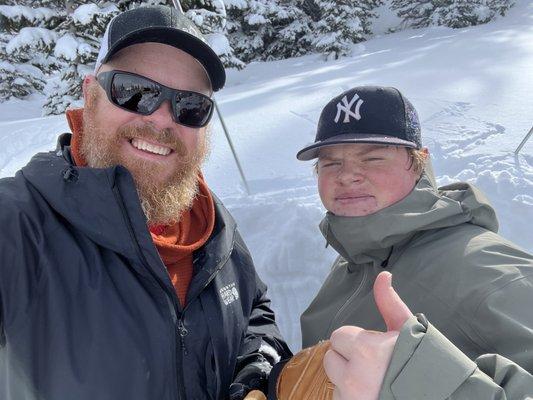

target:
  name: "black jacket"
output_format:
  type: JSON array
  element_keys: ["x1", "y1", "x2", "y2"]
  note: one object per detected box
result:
[{"x1": 0, "y1": 135, "x2": 290, "y2": 400}]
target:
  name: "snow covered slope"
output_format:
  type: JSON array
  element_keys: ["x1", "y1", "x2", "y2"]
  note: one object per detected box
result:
[{"x1": 0, "y1": 0, "x2": 531, "y2": 350}]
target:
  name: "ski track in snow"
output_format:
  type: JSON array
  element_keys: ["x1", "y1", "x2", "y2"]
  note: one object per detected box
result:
[{"x1": 0, "y1": 0, "x2": 532, "y2": 350}]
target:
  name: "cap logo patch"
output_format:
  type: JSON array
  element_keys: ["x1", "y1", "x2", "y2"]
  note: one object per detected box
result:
[{"x1": 334, "y1": 94, "x2": 363, "y2": 123}]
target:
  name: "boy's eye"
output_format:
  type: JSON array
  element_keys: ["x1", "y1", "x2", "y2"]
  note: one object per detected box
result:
[
  {"x1": 363, "y1": 157, "x2": 384, "y2": 162},
  {"x1": 321, "y1": 162, "x2": 341, "y2": 168}
]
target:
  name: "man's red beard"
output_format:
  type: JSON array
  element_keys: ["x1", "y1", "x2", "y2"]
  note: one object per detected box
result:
[{"x1": 80, "y1": 97, "x2": 208, "y2": 226}]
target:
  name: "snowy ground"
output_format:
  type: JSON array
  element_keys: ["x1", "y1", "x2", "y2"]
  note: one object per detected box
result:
[{"x1": 0, "y1": 0, "x2": 532, "y2": 351}]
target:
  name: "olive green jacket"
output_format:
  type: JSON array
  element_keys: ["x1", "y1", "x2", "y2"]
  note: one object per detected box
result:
[{"x1": 301, "y1": 173, "x2": 533, "y2": 399}]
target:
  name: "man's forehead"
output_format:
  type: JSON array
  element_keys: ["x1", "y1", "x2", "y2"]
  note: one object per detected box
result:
[{"x1": 318, "y1": 143, "x2": 393, "y2": 158}]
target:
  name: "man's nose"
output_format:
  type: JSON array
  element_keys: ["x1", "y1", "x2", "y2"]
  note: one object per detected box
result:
[{"x1": 141, "y1": 99, "x2": 175, "y2": 129}]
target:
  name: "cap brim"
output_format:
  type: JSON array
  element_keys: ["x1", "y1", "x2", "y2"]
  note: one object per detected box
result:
[
  {"x1": 296, "y1": 133, "x2": 418, "y2": 161},
  {"x1": 101, "y1": 27, "x2": 226, "y2": 91}
]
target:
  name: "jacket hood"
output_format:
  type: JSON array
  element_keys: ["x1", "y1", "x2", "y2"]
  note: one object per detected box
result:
[
  {"x1": 21, "y1": 134, "x2": 142, "y2": 260},
  {"x1": 320, "y1": 170, "x2": 498, "y2": 266}
]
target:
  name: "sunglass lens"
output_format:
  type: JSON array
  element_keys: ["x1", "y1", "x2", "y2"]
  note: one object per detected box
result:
[
  {"x1": 174, "y1": 93, "x2": 213, "y2": 127},
  {"x1": 111, "y1": 74, "x2": 161, "y2": 114}
]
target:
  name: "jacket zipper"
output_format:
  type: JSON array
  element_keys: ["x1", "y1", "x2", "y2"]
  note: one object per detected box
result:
[
  {"x1": 165, "y1": 295, "x2": 187, "y2": 400},
  {"x1": 326, "y1": 264, "x2": 369, "y2": 335},
  {"x1": 164, "y1": 229, "x2": 235, "y2": 400},
  {"x1": 168, "y1": 248, "x2": 233, "y2": 400}
]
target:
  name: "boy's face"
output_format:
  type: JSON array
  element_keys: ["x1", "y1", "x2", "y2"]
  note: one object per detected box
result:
[{"x1": 317, "y1": 143, "x2": 421, "y2": 217}]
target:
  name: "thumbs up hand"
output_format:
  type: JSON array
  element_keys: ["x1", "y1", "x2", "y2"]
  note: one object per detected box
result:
[{"x1": 323, "y1": 272, "x2": 413, "y2": 400}]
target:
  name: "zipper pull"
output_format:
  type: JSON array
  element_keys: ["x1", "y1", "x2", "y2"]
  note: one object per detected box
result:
[
  {"x1": 178, "y1": 320, "x2": 188, "y2": 338},
  {"x1": 177, "y1": 319, "x2": 188, "y2": 355}
]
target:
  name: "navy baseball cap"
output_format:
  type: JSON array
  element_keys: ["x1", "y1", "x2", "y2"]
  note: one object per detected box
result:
[
  {"x1": 296, "y1": 86, "x2": 422, "y2": 160},
  {"x1": 94, "y1": 5, "x2": 226, "y2": 91}
]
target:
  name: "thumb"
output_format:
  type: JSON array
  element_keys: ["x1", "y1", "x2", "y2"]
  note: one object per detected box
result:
[{"x1": 374, "y1": 271, "x2": 413, "y2": 332}]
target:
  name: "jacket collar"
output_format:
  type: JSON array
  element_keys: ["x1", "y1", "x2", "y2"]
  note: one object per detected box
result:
[
  {"x1": 22, "y1": 135, "x2": 236, "y2": 276},
  {"x1": 320, "y1": 171, "x2": 498, "y2": 267}
]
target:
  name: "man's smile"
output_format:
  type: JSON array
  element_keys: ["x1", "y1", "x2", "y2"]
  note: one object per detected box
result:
[{"x1": 128, "y1": 137, "x2": 174, "y2": 157}]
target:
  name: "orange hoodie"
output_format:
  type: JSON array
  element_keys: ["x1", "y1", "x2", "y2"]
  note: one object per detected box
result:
[{"x1": 66, "y1": 109, "x2": 215, "y2": 306}]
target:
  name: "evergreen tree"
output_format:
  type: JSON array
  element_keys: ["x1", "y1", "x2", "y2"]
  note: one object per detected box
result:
[
  {"x1": 44, "y1": 1, "x2": 119, "y2": 115},
  {"x1": 312, "y1": 0, "x2": 382, "y2": 60},
  {"x1": 392, "y1": 0, "x2": 514, "y2": 29},
  {"x1": 0, "y1": 1, "x2": 63, "y2": 101},
  {"x1": 267, "y1": 0, "x2": 314, "y2": 60},
  {"x1": 434, "y1": 0, "x2": 514, "y2": 28},
  {"x1": 183, "y1": 0, "x2": 244, "y2": 69},
  {"x1": 433, "y1": 0, "x2": 484, "y2": 28},
  {"x1": 390, "y1": 0, "x2": 434, "y2": 29},
  {"x1": 226, "y1": 0, "x2": 313, "y2": 62},
  {"x1": 226, "y1": 0, "x2": 271, "y2": 62}
]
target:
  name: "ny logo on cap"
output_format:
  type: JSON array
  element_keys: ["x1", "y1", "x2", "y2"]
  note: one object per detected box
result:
[{"x1": 334, "y1": 94, "x2": 364, "y2": 123}]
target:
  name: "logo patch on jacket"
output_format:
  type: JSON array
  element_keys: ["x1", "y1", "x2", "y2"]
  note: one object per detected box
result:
[{"x1": 220, "y1": 283, "x2": 239, "y2": 306}]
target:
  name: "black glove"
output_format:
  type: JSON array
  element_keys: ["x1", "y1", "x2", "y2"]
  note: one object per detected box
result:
[{"x1": 229, "y1": 358, "x2": 271, "y2": 400}]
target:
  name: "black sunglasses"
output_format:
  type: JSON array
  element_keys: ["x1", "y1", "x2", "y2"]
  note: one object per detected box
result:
[{"x1": 96, "y1": 70, "x2": 214, "y2": 128}]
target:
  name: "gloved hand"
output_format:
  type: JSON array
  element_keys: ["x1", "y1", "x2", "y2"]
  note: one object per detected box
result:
[
  {"x1": 275, "y1": 340, "x2": 334, "y2": 400},
  {"x1": 229, "y1": 359, "x2": 270, "y2": 400}
]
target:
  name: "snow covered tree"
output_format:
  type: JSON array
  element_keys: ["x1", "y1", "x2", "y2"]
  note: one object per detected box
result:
[
  {"x1": 182, "y1": 0, "x2": 244, "y2": 69},
  {"x1": 226, "y1": 0, "x2": 314, "y2": 62},
  {"x1": 266, "y1": 0, "x2": 314, "y2": 60},
  {"x1": 433, "y1": 0, "x2": 514, "y2": 28},
  {"x1": 390, "y1": 0, "x2": 434, "y2": 29},
  {"x1": 226, "y1": 0, "x2": 271, "y2": 62},
  {"x1": 0, "y1": 2, "x2": 63, "y2": 101},
  {"x1": 0, "y1": 32, "x2": 46, "y2": 100},
  {"x1": 391, "y1": 0, "x2": 514, "y2": 29},
  {"x1": 312, "y1": 0, "x2": 382, "y2": 60},
  {"x1": 44, "y1": 2, "x2": 119, "y2": 115}
]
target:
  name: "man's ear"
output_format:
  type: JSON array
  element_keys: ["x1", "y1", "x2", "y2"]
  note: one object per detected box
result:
[{"x1": 421, "y1": 147, "x2": 430, "y2": 159}]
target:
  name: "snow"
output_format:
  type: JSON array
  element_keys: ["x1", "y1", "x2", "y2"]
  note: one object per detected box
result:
[
  {"x1": 0, "y1": 60, "x2": 43, "y2": 78},
  {"x1": 72, "y1": 3, "x2": 118, "y2": 25},
  {"x1": 247, "y1": 13, "x2": 268, "y2": 25},
  {"x1": 72, "y1": 4, "x2": 101, "y2": 25},
  {"x1": 207, "y1": 33, "x2": 232, "y2": 56},
  {"x1": 0, "y1": 5, "x2": 57, "y2": 24},
  {"x1": 225, "y1": 0, "x2": 248, "y2": 10},
  {"x1": 53, "y1": 34, "x2": 79, "y2": 61},
  {"x1": 212, "y1": 0, "x2": 227, "y2": 16},
  {"x1": 6, "y1": 27, "x2": 56, "y2": 54},
  {"x1": 0, "y1": 0, "x2": 532, "y2": 351},
  {"x1": 475, "y1": 5, "x2": 493, "y2": 21},
  {"x1": 370, "y1": 0, "x2": 403, "y2": 34}
]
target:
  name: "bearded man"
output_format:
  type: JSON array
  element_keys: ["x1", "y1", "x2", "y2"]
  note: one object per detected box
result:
[{"x1": 0, "y1": 6, "x2": 289, "y2": 400}]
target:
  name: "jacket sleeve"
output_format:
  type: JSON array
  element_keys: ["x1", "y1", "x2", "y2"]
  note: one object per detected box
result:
[
  {"x1": 379, "y1": 315, "x2": 533, "y2": 400},
  {"x1": 229, "y1": 233, "x2": 293, "y2": 400},
  {"x1": 470, "y1": 269, "x2": 533, "y2": 373}
]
